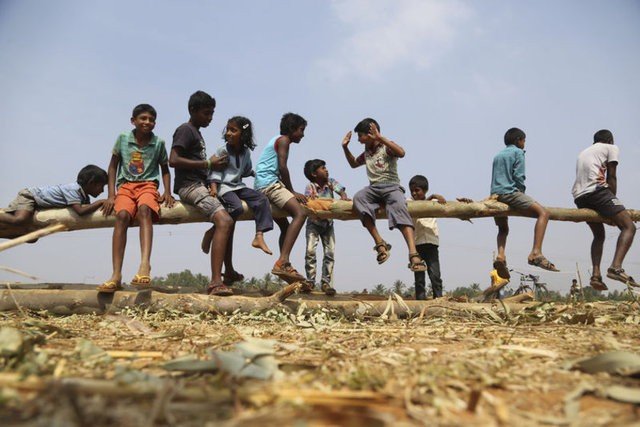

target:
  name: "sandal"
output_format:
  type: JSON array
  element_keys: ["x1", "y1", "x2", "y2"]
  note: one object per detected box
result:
[
  {"x1": 589, "y1": 275, "x2": 608, "y2": 291},
  {"x1": 300, "y1": 280, "x2": 315, "y2": 293},
  {"x1": 207, "y1": 282, "x2": 233, "y2": 296},
  {"x1": 606, "y1": 268, "x2": 639, "y2": 287},
  {"x1": 493, "y1": 259, "x2": 511, "y2": 279},
  {"x1": 271, "y1": 260, "x2": 306, "y2": 283},
  {"x1": 130, "y1": 274, "x2": 152, "y2": 288},
  {"x1": 96, "y1": 280, "x2": 122, "y2": 293},
  {"x1": 408, "y1": 253, "x2": 427, "y2": 272},
  {"x1": 528, "y1": 255, "x2": 559, "y2": 272},
  {"x1": 374, "y1": 241, "x2": 392, "y2": 265},
  {"x1": 222, "y1": 271, "x2": 244, "y2": 286}
]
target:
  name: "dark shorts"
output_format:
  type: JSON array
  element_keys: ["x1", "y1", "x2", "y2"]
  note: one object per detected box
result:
[{"x1": 574, "y1": 187, "x2": 625, "y2": 218}]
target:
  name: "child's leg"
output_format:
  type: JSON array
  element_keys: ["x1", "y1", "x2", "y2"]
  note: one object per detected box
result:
[
  {"x1": 414, "y1": 243, "x2": 429, "y2": 299},
  {"x1": 305, "y1": 223, "x2": 320, "y2": 282},
  {"x1": 353, "y1": 187, "x2": 384, "y2": 245},
  {"x1": 274, "y1": 217, "x2": 288, "y2": 251},
  {"x1": 240, "y1": 188, "x2": 273, "y2": 255},
  {"x1": 0, "y1": 209, "x2": 33, "y2": 225},
  {"x1": 278, "y1": 197, "x2": 306, "y2": 263},
  {"x1": 526, "y1": 202, "x2": 550, "y2": 259},
  {"x1": 586, "y1": 222, "x2": 605, "y2": 278},
  {"x1": 109, "y1": 210, "x2": 131, "y2": 285},
  {"x1": 423, "y1": 244, "x2": 444, "y2": 298},
  {"x1": 132, "y1": 183, "x2": 161, "y2": 284},
  {"x1": 137, "y1": 205, "x2": 153, "y2": 278},
  {"x1": 494, "y1": 217, "x2": 509, "y2": 261},
  {"x1": 210, "y1": 209, "x2": 233, "y2": 285},
  {"x1": 319, "y1": 225, "x2": 336, "y2": 287},
  {"x1": 609, "y1": 209, "x2": 636, "y2": 271}
]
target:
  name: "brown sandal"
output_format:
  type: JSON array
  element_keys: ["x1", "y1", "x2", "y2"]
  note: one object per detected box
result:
[
  {"x1": 408, "y1": 253, "x2": 427, "y2": 272},
  {"x1": 374, "y1": 241, "x2": 392, "y2": 264},
  {"x1": 589, "y1": 275, "x2": 608, "y2": 291}
]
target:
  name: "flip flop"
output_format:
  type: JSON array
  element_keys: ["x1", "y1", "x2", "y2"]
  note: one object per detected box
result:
[
  {"x1": 207, "y1": 282, "x2": 233, "y2": 296},
  {"x1": 528, "y1": 255, "x2": 559, "y2": 272},
  {"x1": 606, "y1": 268, "x2": 639, "y2": 287},
  {"x1": 408, "y1": 253, "x2": 427, "y2": 272},
  {"x1": 374, "y1": 241, "x2": 392, "y2": 265},
  {"x1": 96, "y1": 280, "x2": 122, "y2": 293},
  {"x1": 130, "y1": 274, "x2": 152, "y2": 288},
  {"x1": 222, "y1": 271, "x2": 244, "y2": 286},
  {"x1": 493, "y1": 259, "x2": 511, "y2": 279},
  {"x1": 589, "y1": 275, "x2": 608, "y2": 291}
]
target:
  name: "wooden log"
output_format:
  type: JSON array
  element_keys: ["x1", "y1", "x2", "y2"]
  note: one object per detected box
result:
[
  {"x1": 1, "y1": 199, "x2": 638, "y2": 239},
  {"x1": 0, "y1": 288, "x2": 534, "y2": 318},
  {"x1": 0, "y1": 223, "x2": 68, "y2": 252}
]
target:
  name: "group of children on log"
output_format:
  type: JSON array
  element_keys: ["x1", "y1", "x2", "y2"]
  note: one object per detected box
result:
[{"x1": 1, "y1": 91, "x2": 637, "y2": 296}]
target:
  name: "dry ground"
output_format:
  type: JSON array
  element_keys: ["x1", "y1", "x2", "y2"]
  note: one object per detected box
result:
[{"x1": 0, "y1": 294, "x2": 639, "y2": 426}]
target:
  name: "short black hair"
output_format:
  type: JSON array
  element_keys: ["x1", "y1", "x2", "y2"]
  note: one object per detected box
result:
[
  {"x1": 593, "y1": 129, "x2": 613, "y2": 144},
  {"x1": 77, "y1": 164, "x2": 108, "y2": 186},
  {"x1": 279, "y1": 112, "x2": 307, "y2": 135},
  {"x1": 304, "y1": 159, "x2": 326, "y2": 182},
  {"x1": 408, "y1": 174, "x2": 429, "y2": 191},
  {"x1": 354, "y1": 118, "x2": 380, "y2": 134},
  {"x1": 504, "y1": 127, "x2": 526, "y2": 146},
  {"x1": 188, "y1": 90, "x2": 216, "y2": 113},
  {"x1": 132, "y1": 103, "x2": 157, "y2": 119}
]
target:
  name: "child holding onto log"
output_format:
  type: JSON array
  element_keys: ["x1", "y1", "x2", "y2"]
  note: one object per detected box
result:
[
  {"x1": 97, "y1": 104, "x2": 175, "y2": 293},
  {"x1": 571, "y1": 129, "x2": 637, "y2": 289},
  {"x1": 490, "y1": 127, "x2": 559, "y2": 278},
  {"x1": 201, "y1": 116, "x2": 274, "y2": 286},
  {"x1": 302, "y1": 159, "x2": 349, "y2": 296},
  {"x1": 0, "y1": 165, "x2": 107, "y2": 231},
  {"x1": 254, "y1": 113, "x2": 308, "y2": 284},
  {"x1": 341, "y1": 118, "x2": 426, "y2": 273},
  {"x1": 408, "y1": 175, "x2": 445, "y2": 299},
  {"x1": 169, "y1": 91, "x2": 235, "y2": 296}
]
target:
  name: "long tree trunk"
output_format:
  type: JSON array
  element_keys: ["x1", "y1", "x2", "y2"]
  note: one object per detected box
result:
[{"x1": 1, "y1": 199, "x2": 637, "y2": 239}]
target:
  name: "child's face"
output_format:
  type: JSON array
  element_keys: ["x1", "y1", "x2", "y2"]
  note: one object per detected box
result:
[
  {"x1": 130, "y1": 112, "x2": 156, "y2": 135},
  {"x1": 313, "y1": 165, "x2": 329, "y2": 182},
  {"x1": 190, "y1": 106, "x2": 215, "y2": 128},
  {"x1": 85, "y1": 181, "x2": 106, "y2": 198},
  {"x1": 225, "y1": 121, "x2": 241, "y2": 146},
  {"x1": 516, "y1": 138, "x2": 526, "y2": 149},
  {"x1": 409, "y1": 184, "x2": 427, "y2": 201},
  {"x1": 357, "y1": 132, "x2": 375, "y2": 148},
  {"x1": 290, "y1": 125, "x2": 306, "y2": 143}
]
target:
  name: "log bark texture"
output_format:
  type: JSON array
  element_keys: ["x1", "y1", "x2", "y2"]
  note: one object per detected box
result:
[
  {"x1": 1, "y1": 199, "x2": 638, "y2": 239},
  {"x1": 0, "y1": 287, "x2": 534, "y2": 318}
]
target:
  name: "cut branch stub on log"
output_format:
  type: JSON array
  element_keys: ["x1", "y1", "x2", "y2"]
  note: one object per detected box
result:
[{"x1": 0, "y1": 199, "x2": 638, "y2": 239}]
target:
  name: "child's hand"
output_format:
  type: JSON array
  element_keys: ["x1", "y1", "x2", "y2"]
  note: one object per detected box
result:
[
  {"x1": 341, "y1": 131, "x2": 352, "y2": 147},
  {"x1": 161, "y1": 192, "x2": 176, "y2": 208},
  {"x1": 209, "y1": 186, "x2": 218, "y2": 198},
  {"x1": 209, "y1": 154, "x2": 229, "y2": 171},
  {"x1": 456, "y1": 197, "x2": 474, "y2": 203},
  {"x1": 368, "y1": 123, "x2": 382, "y2": 141},
  {"x1": 429, "y1": 194, "x2": 446, "y2": 204},
  {"x1": 101, "y1": 196, "x2": 115, "y2": 216},
  {"x1": 294, "y1": 192, "x2": 308, "y2": 204}
]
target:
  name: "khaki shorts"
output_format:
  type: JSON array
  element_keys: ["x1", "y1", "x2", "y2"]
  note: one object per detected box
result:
[
  {"x1": 178, "y1": 182, "x2": 225, "y2": 221},
  {"x1": 497, "y1": 191, "x2": 536, "y2": 210},
  {"x1": 5, "y1": 189, "x2": 36, "y2": 213},
  {"x1": 258, "y1": 181, "x2": 294, "y2": 209}
]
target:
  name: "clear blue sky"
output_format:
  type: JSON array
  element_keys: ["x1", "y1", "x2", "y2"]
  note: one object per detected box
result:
[{"x1": 1, "y1": 0, "x2": 639, "y2": 293}]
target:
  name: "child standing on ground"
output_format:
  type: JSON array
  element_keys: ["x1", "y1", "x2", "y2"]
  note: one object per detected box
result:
[
  {"x1": 169, "y1": 91, "x2": 234, "y2": 296},
  {"x1": 490, "y1": 127, "x2": 559, "y2": 279},
  {"x1": 0, "y1": 165, "x2": 107, "y2": 231},
  {"x1": 571, "y1": 129, "x2": 637, "y2": 289},
  {"x1": 254, "y1": 113, "x2": 308, "y2": 284},
  {"x1": 303, "y1": 159, "x2": 349, "y2": 296},
  {"x1": 408, "y1": 175, "x2": 445, "y2": 299},
  {"x1": 202, "y1": 116, "x2": 273, "y2": 285},
  {"x1": 342, "y1": 118, "x2": 426, "y2": 273},
  {"x1": 98, "y1": 104, "x2": 175, "y2": 293}
]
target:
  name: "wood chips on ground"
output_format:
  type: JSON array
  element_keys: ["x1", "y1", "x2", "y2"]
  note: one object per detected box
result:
[{"x1": 0, "y1": 296, "x2": 639, "y2": 426}]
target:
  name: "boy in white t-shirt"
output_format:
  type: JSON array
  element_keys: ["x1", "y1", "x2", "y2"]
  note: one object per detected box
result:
[
  {"x1": 572, "y1": 129, "x2": 637, "y2": 289},
  {"x1": 408, "y1": 175, "x2": 445, "y2": 299}
]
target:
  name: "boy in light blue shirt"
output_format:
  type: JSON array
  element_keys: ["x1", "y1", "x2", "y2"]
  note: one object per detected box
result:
[{"x1": 490, "y1": 127, "x2": 558, "y2": 278}]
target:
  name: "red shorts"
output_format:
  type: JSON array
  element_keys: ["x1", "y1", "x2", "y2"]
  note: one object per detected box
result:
[{"x1": 114, "y1": 181, "x2": 160, "y2": 221}]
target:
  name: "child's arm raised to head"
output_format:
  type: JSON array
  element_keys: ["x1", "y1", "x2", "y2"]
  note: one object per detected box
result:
[
  {"x1": 159, "y1": 164, "x2": 175, "y2": 208},
  {"x1": 276, "y1": 136, "x2": 307, "y2": 204},
  {"x1": 341, "y1": 131, "x2": 362, "y2": 168},
  {"x1": 101, "y1": 154, "x2": 120, "y2": 216},
  {"x1": 369, "y1": 124, "x2": 405, "y2": 158}
]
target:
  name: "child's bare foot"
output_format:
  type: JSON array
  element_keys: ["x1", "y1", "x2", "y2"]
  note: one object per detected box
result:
[
  {"x1": 251, "y1": 232, "x2": 272, "y2": 255},
  {"x1": 201, "y1": 226, "x2": 215, "y2": 254}
]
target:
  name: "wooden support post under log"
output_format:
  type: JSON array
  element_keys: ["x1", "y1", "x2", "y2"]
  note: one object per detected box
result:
[{"x1": 0, "y1": 198, "x2": 638, "y2": 239}]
